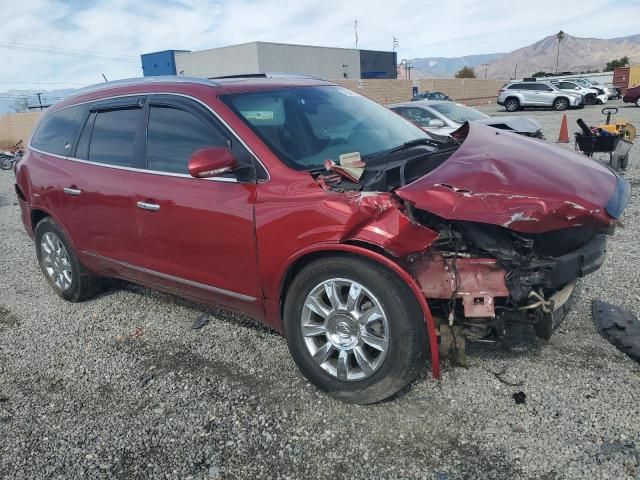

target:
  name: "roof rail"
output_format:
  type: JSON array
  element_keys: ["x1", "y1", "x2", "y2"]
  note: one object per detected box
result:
[
  {"x1": 208, "y1": 72, "x2": 326, "y2": 81},
  {"x1": 74, "y1": 76, "x2": 219, "y2": 96}
]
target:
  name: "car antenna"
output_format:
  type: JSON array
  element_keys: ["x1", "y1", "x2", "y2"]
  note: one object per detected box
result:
[{"x1": 101, "y1": 73, "x2": 108, "y2": 82}]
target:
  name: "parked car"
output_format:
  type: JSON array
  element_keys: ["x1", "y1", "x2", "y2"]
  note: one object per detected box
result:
[
  {"x1": 411, "y1": 91, "x2": 452, "y2": 101},
  {"x1": 15, "y1": 76, "x2": 630, "y2": 403},
  {"x1": 389, "y1": 100, "x2": 544, "y2": 138},
  {"x1": 623, "y1": 85, "x2": 640, "y2": 106},
  {"x1": 566, "y1": 78, "x2": 617, "y2": 99},
  {"x1": 549, "y1": 80, "x2": 607, "y2": 105},
  {"x1": 497, "y1": 81, "x2": 583, "y2": 111}
]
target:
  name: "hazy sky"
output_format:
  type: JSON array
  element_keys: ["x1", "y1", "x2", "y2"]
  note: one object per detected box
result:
[{"x1": 1, "y1": 0, "x2": 639, "y2": 90}]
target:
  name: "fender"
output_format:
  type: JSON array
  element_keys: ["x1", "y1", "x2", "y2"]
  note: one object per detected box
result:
[{"x1": 277, "y1": 243, "x2": 441, "y2": 378}]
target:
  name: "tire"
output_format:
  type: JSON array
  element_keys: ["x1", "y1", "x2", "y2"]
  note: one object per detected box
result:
[
  {"x1": 553, "y1": 97, "x2": 569, "y2": 111},
  {"x1": 283, "y1": 256, "x2": 427, "y2": 404},
  {"x1": 620, "y1": 153, "x2": 629, "y2": 170},
  {"x1": 585, "y1": 94, "x2": 596, "y2": 105},
  {"x1": 35, "y1": 217, "x2": 101, "y2": 302},
  {"x1": 505, "y1": 98, "x2": 520, "y2": 112},
  {"x1": 636, "y1": 98, "x2": 640, "y2": 107},
  {"x1": 0, "y1": 155, "x2": 13, "y2": 170}
]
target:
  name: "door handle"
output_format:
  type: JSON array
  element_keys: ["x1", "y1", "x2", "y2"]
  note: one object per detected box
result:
[
  {"x1": 137, "y1": 201, "x2": 160, "y2": 211},
  {"x1": 63, "y1": 187, "x2": 82, "y2": 196}
]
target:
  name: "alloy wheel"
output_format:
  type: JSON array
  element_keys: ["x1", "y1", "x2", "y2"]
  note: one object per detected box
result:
[
  {"x1": 300, "y1": 278, "x2": 389, "y2": 381},
  {"x1": 40, "y1": 232, "x2": 73, "y2": 291}
]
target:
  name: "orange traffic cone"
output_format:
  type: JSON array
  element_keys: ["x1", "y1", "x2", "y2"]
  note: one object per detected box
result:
[{"x1": 557, "y1": 114, "x2": 569, "y2": 143}]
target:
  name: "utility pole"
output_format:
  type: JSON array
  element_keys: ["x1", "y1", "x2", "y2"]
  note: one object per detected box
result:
[
  {"x1": 354, "y1": 19, "x2": 359, "y2": 49},
  {"x1": 513, "y1": 63, "x2": 518, "y2": 80},
  {"x1": 483, "y1": 63, "x2": 488, "y2": 79},
  {"x1": 406, "y1": 61, "x2": 413, "y2": 80},
  {"x1": 393, "y1": 36, "x2": 399, "y2": 52},
  {"x1": 36, "y1": 93, "x2": 44, "y2": 111}
]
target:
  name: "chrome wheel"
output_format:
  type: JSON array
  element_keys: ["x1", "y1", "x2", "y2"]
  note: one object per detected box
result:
[
  {"x1": 301, "y1": 278, "x2": 389, "y2": 381},
  {"x1": 40, "y1": 232, "x2": 72, "y2": 291},
  {"x1": 554, "y1": 98, "x2": 569, "y2": 110},
  {"x1": 505, "y1": 99, "x2": 519, "y2": 112}
]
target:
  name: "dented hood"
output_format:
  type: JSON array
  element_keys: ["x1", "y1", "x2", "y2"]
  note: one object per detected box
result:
[{"x1": 395, "y1": 123, "x2": 628, "y2": 233}]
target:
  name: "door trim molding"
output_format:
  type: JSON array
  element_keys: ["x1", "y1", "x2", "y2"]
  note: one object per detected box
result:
[{"x1": 83, "y1": 251, "x2": 257, "y2": 302}]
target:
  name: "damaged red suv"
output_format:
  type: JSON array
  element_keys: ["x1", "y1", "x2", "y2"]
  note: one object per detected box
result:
[{"x1": 15, "y1": 76, "x2": 630, "y2": 403}]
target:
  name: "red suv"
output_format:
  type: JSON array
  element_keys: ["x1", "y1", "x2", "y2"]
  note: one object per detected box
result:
[
  {"x1": 15, "y1": 76, "x2": 629, "y2": 403},
  {"x1": 623, "y1": 85, "x2": 640, "y2": 107}
]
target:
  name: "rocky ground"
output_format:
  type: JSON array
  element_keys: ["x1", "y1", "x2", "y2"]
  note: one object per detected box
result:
[{"x1": 1, "y1": 100, "x2": 639, "y2": 479}]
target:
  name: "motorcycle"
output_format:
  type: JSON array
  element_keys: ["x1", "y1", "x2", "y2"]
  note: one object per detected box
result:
[{"x1": 0, "y1": 140, "x2": 25, "y2": 171}]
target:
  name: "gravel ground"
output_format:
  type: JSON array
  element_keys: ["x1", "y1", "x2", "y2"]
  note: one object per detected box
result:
[{"x1": 1, "y1": 100, "x2": 639, "y2": 480}]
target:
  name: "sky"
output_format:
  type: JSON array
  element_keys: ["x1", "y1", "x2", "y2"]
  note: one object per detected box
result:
[{"x1": 1, "y1": 0, "x2": 639, "y2": 94}]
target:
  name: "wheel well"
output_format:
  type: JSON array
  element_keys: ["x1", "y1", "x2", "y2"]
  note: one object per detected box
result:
[
  {"x1": 30, "y1": 209, "x2": 49, "y2": 231},
  {"x1": 278, "y1": 247, "x2": 393, "y2": 319},
  {"x1": 505, "y1": 96, "x2": 519, "y2": 103},
  {"x1": 555, "y1": 96, "x2": 569, "y2": 104}
]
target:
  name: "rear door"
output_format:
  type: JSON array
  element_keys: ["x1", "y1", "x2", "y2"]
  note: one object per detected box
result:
[
  {"x1": 56, "y1": 97, "x2": 146, "y2": 276},
  {"x1": 132, "y1": 95, "x2": 262, "y2": 316}
]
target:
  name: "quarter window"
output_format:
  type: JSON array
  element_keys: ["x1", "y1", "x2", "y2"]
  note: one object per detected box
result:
[
  {"x1": 31, "y1": 105, "x2": 86, "y2": 155},
  {"x1": 146, "y1": 105, "x2": 228, "y2": 174},
  {"x1": 88, "y1": 108, "x2": 141, "y2": 167}
]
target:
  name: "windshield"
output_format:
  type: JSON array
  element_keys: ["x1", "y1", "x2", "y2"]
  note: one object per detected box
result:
[
  {"x1": 430, "y1": 102, "x2": 489, "y2": 123},
  {"x1": 220, "y1": 86, "x2": 428, "y2": 170}
]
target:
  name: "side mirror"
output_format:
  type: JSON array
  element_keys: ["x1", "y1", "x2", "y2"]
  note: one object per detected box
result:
[
  {"x1": 428, "y1": 119, "x2": 446, "y2": 128},
  {"x1": 188, "y1": 147, "x2": 238, "y2": 179}
]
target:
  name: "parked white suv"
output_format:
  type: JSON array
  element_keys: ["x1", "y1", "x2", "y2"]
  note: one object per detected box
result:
[{"x1": 497, "y1": 81, "x2": 584, "y2": 112}]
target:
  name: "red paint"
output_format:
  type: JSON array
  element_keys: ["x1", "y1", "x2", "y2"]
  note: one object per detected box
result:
[
  {"x1": 397, "y1": 123, "x2": 618, "y2": 233},
  {"x1": 623, "y1": 85, "x2": 640, "y2": 104},
  {"x1": 187, "y1": 147, "x2": 238, "y2": 178},
  {"x1": 15, "y1": 78, "x2": 625, "y2": 380}
]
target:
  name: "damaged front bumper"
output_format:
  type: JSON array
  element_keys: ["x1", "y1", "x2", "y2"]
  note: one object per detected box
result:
[{"x1": 406, "y1": 234, "x2": 606, "y2": 340}]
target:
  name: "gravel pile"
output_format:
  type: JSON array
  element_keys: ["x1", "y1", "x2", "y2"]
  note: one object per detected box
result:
[{"x1": 1, "y1": 100, "x2": 639, "y2": 479}]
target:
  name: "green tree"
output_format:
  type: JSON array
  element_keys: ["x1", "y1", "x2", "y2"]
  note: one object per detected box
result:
[
  {"x1": 604, "y1": 56, "x2": 629, "y2": 71},
  {"x1": 455, "y1": 66, "x2": 476, "y2": 78},
  {"x1": 532, "y1": 71, "x2": 546, "y2": 78},
  {"x1": 555, "y1": 30, "x2": 565, "y2": 73}
]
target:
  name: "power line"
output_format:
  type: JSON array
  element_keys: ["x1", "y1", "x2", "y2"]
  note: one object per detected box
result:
[{"x1": 0, "y1": 41, "x2": 139, "y2": 62}]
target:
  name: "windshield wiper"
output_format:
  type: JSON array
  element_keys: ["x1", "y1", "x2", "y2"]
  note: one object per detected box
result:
[{"x1": 376, "y1": 138, "x2": 436, "y2": 157}]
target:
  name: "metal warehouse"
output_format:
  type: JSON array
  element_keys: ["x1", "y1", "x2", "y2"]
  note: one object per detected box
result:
[{"x1": 141, "y1": 42, "x2": 397, "y2": 79}]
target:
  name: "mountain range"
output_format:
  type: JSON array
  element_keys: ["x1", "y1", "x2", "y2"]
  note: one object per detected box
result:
[{"x1": 410, "y1": 33, "x2": 640, "y2": 79}]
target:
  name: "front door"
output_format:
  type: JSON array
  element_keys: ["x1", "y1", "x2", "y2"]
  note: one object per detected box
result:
[{"x1": 132, "y1": 95, "x2": 263, "y2": 317}]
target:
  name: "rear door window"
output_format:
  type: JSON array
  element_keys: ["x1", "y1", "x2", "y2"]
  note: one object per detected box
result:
[
  {"x1": 31, "y1": 105, "x2": 87, "y2": 155},
  {"x1": 89, "y1": 108, "x2": 143, "y2": 168}
]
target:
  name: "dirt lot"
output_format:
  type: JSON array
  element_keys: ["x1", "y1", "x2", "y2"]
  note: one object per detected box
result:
[{"x1": 1, "y1": 100, "x2": 639, "y2": 480}]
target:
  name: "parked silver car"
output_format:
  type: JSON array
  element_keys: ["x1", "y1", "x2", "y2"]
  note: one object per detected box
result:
[
  {"x1": 549, "y1": 80, "x2": 608, "y2": 105},
  {"x1": 388, "y1": 100, "x2": 544, "y2": 138},
  {"x1": 497, "y1": 81, "x2": 584, "y2": 112},
  {"x1": 563, "y1": 78, "x2": 617, "y2": 99}
]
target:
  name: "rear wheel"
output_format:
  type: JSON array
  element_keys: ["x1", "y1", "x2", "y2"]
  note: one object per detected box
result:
[
  {"x1": 35, "y1": 217, "x2": 101, "y2": 302},
  {"x1": 636, "y1": 98, "x2": 640, "y2": 107},
  {"x1": 505, "y1": 98, "x2": 520, "y2": 112},
  {"x1": 284, "y1": 256, "x2": 427, "y2": 404},
  {"x1": 553, "y1": 97, "x2": 569, "y2": 111}
]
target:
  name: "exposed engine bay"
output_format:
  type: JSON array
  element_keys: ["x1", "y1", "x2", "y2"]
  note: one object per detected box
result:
[{"x1": 311, "y1": 123, "x2": 623, "y2": 358}]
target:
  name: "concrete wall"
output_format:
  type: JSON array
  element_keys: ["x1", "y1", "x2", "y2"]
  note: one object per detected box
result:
[
  {"x1": 257, "y1": 43, "x2": 360, "y2": 79},
  {"x1": 174, "y1": 43, "x2": 260, "y2": 77},
  {"x1": 0, "y1": 112, "x2": 41, "y2": 149},
  {"x1": 333, "y1": 79, "x2": 505, "y2": 105}
]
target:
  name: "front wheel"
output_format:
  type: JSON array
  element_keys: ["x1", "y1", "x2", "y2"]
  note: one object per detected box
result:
[
  {"x1": 636, "y1": 98, "x2": 640, "y2": 107},
  {"x1": 553, "y1": 97, "x2": 569, "y2": 111},
  {"x1": 0, "y1": 155, "x2": 13, "y2": 170},
  {"x1": 284, "y1": 256, "x2": 427, "y2": 404}
]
